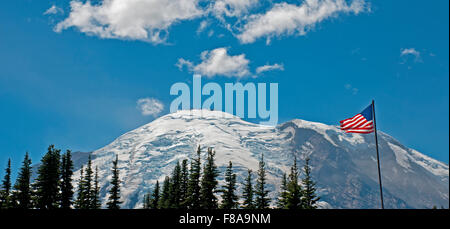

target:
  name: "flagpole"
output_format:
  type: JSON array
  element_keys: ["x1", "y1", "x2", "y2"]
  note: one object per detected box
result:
[{"x1": 372, "y1": 100, "x2": 385, "y2": 209}]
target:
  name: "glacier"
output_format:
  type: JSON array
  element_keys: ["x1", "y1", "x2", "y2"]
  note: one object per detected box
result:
[{"x1": 69, "y1": 110, "x2": 449, "y2": 209}]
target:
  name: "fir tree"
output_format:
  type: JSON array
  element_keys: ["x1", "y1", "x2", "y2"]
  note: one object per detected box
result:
[
  {"x1": 254, "y1": 154, "x2": 270, "y2": 209},
  {"x1": 241, "y1": 169, "x2": 255, "y2": 209},
  {"x1": 34, "y1": 145, "x2": 61, "y2": 209},
  {"x1": 220, "y1": 161, "x2": 238, "y2": 209},
  {"x1": 277, "y1": 173, "x2": 289, "y2": 209},
  {"x1": 12, "y1": 153, "x2": 32, "y2": 209},
  {"x1": 143, "y1": 192, "x2": 151, "y2": 209},
  {"x1": 60, "y1": 150, "x2": 74, "y2": 209},
  {"x1": 84, "y1": 155, "x2": 94, "y2": 208},
  {"x1": 158, "y1": 176, "x2": 170, "y2": 209},
  {"x1": 180, "y1": 159, "x2": 189, "y2": 208},
  {"x1": 200, "y1": 148, "x2": 219, "y2": 209},
  {"x1": 186, "y1": 146, "x2": 202, "y2": 209},
  {"x1": 92, "y1": 166, "x2": 101, "y2": 209},
  {"x1": 0, "y1": 159, "x2": 12, "y2": 208},
  {"x1": 286, "y1": 158, "x2": 302, "y2": 209},
  {"x1": 75, "y1": 165, "x2": 86, "y2": 209},
  {"x1": 151, "y1": 180, "x2": 160, "y2": 209},
  {"x1": 168, "y1": 161, "x2": 182, "y2": 208},
  {"x1": 107, "y1": 155, "x2": 122, "y2": 209},
  {"x1": 301, "y1": 158, "x2": 320, "y2": 209}
]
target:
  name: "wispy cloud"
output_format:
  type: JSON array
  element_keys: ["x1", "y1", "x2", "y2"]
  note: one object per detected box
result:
[
  {"x1": 197, "y1": 20, "x2": 210, "y2": 34},
  {"x1": 400, "y1": 48, "x2": 422, "y2": 63},
  {"x1": 44, "y1": 5, "x2": 63, "y2": 15},
  {"x1": 136, "y1": 98, "x2": 164, "y2": 117},
  {"x1": 236, "y1": 0, "x2": 369, "y2": 44},
  {"x1": 255, "y1": 63, "x2": 284, "y2": 74}
]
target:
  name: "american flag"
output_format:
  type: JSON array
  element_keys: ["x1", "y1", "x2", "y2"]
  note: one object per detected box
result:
[{"x1": 340, "y1": 104, "x2": 374, "y2": 133}]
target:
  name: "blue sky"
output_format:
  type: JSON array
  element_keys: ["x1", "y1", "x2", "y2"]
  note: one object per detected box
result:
[{"x1": 0, "y1": 0, "x2": 448, "y2": 174}]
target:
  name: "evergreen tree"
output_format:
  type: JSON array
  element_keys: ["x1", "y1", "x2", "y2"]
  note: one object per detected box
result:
[
  {"x1": 277, "y1": 173, "x2": 289, "y2": 209},
  {"x1": 143, "y1": 192, "x2": 151, "y2": 209},
  {"x1": 158, "y1": 176, "x2": 170, "y2": 209},
  {"x1": 84, "y1": 155, "x2": 94, "y2": 208},
  {"x1": 286, "y1": 158, "x2": 302, "y2": 209},
  {"x1": 180, "y1": 159, "x2": 189, "y2": 208},
  {"x1": 107, "y1": 155, "x2": 122, "y2": 209},
  {"x1": 0, "y1": 159, "x2": 12, "y2": 208},
  {"x1": 186, "y1": 146, "x2": 202, "y2": 209},
  {"x1": 60, "y1": 150, "x2": 74, "y2": 209},
  {"x1": 200, "y1": 148, "x2": 219, "y2": 209},
  {"x1": 168, "y1": 161, "x2": 182, "y2": 208},
  {"x1": 92, "y1": 166, "x2": 101, "y2": 209},
  {"x1": 12, "y1": 153, "x2": 33, "y2": 209},
  {"x1": 34, "y1": 145, "x2": 61, "y2": 209},
  {"x1": 75, "y1": 165, "x2": 86, "y2": 209},
  {"x1": 254, "y1": 154, "x2": 270, "y2": 209},
  {"x1": 301, "y1": 158, "x2": 320, "y2": 209},
  {"x1": 220, "y1": 161, "x2": 238, "y2": 209},
  {"x1": 151, "y1": 180, "x2": 160, "y2": 209},
  {"x1": 241, "y1": 169, "x2": 255, "y2": 209}
]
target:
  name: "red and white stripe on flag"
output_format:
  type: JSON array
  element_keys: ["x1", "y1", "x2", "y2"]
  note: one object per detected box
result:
[{"x1": 340, "y1": 104, "x2": 374, "y2": 134}]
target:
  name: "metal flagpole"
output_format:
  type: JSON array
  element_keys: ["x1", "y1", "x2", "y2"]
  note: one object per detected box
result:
[{"x1": 372, "y1": 100, "x2": 385, "y2": 209}]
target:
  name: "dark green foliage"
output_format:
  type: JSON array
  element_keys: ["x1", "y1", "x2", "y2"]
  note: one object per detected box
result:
[
  {"x1": 75, "y1": 156, "x2": 100, "y2": 209},
  {"x1": 34, "y1": 145, "x2": 61, "y2": 209},
  {"x1": 151, "y1": 181, "x2": 160, "y2": 209},
  {"x1": 200, "y1": 148, "x2": 219, "y2": 209},
  {"x1": 277, "y1": 173, "x2": 289, "y2": 209},
  {"x1": 107, "y1": 155, "x2": 122, "y2": 209},
  {"x1": 143, "y1": 192, "x2": 151, "y2": 209},
  {"x1": 143, "y1": 181, "x2": 160, "y2": 209},
  {"x1": 158, "y1": 176, "x2": 170, "y2": 209},
  {"x1": 75, "y1": 165, "x2": 86, "y2": 209},
  {"x1": 83, "y1": 155, "x2": 94, "y2": 208},
  {"x1": 60, "y1": 150, "x2": 74, "y2": 209},
  {"x1": 12, "y1": 153, "x2": 33, "y2": 209},
  {"x1": 168, "y1": 161, "x2": 182, "y2": 208},
  {"x1": 220, "y1": 161, "x2": 238, "y2": 209},
  {"x1": 92, "y1": 166, "x2": 101, "y2": 209},
  {"x1": 241, "y1": 169, "x2": 255, "y2": 209},
  {"x1": 186, "y1": 146, "x2": 202, "y2": 209},
  {"x1": 301, "y1": 158, "x2": 320, "y2": 209},
  {"x1": 0, "y1": 159, "x2": 12, "y2": 208},
  {"x1": 286, "y1": 158, "x2": 302, "y2": 209},
  {"x1": 180, "y1": 159, "x2": 189, "y2": 208},
  {"x1": 254, "y1": 154, "x2": 270, "y2": 209}
]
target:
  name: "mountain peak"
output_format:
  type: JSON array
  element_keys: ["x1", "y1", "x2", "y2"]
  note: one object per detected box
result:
[{"x1": 74, "y1": 110, "x2": 448, "y2": 209}]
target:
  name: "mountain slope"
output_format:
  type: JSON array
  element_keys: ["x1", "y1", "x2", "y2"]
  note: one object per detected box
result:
[{"x1": 74, "y1": 110, "x2": 448, "y2": 209}]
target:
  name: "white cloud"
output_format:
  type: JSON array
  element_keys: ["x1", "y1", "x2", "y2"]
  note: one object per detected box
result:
[
  {"x1": 44, "y1": 5, "x2": 63, "y2": 15},
  {"x1": 255, "y1": 63, "x2": 284, "y2": 74},
  {"x1": 210, "y1": 0, "x2": 259, "y2": 18},
  {"x1": 197, "y1": 20, "x2": 209, "y2": 34},
  {"x1": 400, "y1": 48, "x2": 421, "y2": 62},
  {"x1": 175, "y1": 58, "x2": 193, "y2": 71},
  {"x1": 55, "y1": 0, "x2": 203, "y2": 43},
  {"x1": 237, "y1": 0, "x2": 368, "y2": 44},
  {"x1": 53, "y1": 0, "x2": 368, "y2": 44},
  {"x1": 178, "y1": 47, "x2": 251, "y2": 78},
  {"x1": 137, "y1": 98, "x2": 164, "y2": 117}
]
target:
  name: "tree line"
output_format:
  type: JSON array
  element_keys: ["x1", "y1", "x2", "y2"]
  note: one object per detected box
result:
[
  {"x1": 0, "y1": 144, "x2": 320, "y2": 209},
  {"x1": 0, "y1": 145, "x2": 122, "y2": 209},
  {"x1": 142, "y1": 146, "x2": 320, "y2": 209}
]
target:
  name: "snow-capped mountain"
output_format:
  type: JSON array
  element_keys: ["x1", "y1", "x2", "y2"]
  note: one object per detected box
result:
[{"x1": 73, "y1": 110, "x2": 449, "y2": 209}]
